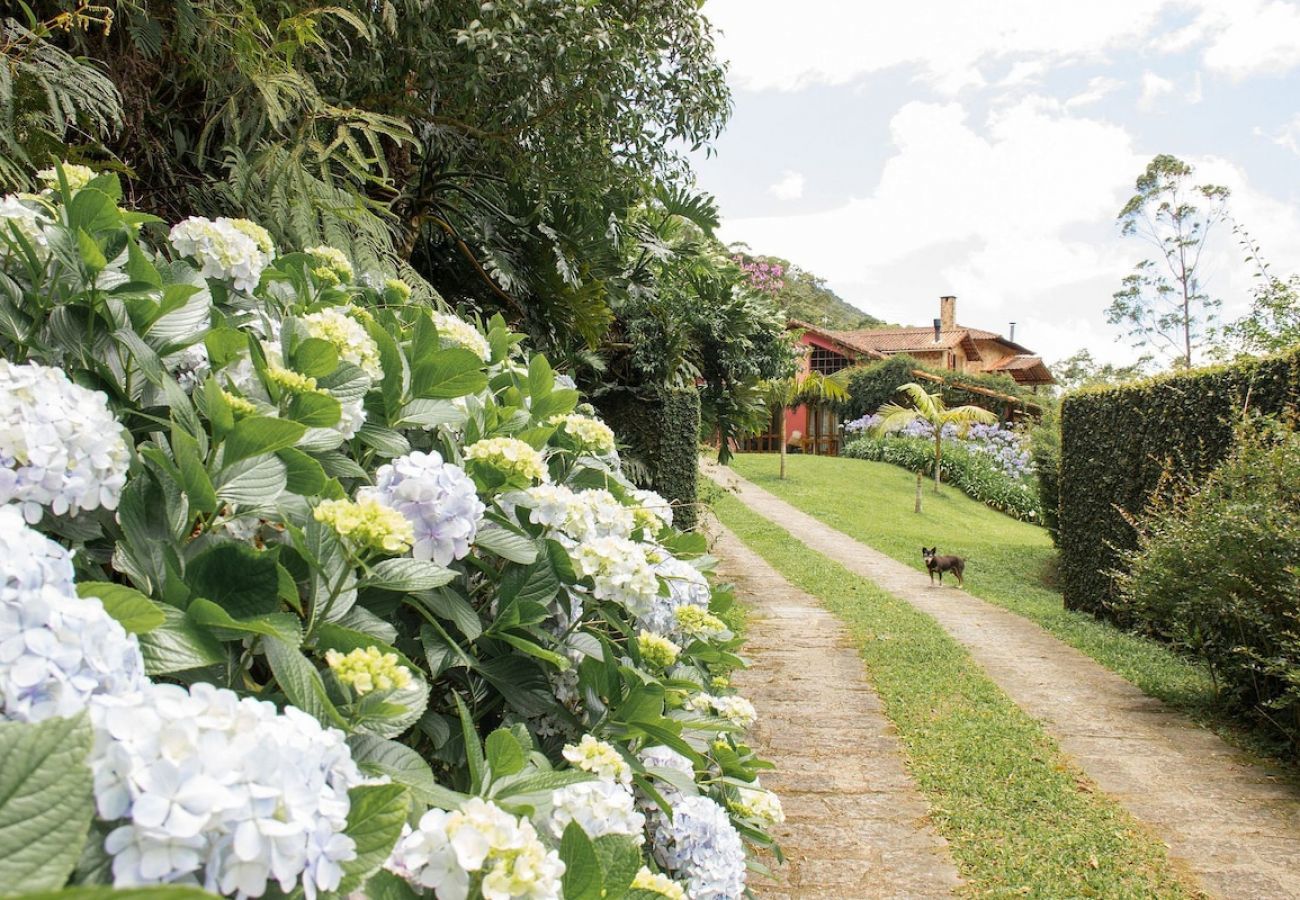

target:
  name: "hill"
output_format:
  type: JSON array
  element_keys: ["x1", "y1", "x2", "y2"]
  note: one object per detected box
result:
[{"x1": 737, "y1": 253, "x2": 883, "y2": 330}]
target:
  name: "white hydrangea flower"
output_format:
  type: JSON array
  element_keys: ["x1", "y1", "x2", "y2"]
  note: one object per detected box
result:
[
  {"x1": 514, "y1": 485, "x2": 635, "y2": 543},
  {"x1": 36, "y1": 163, "x2": 97, "y2": 192},
  {"x1": 464, "y1": 437, "x2": 549, "y2": 484},
  {"x1": 686, "y1": 694, "x2": 757, "y2": 730},
  {"x1": 548, "y1": 414, "x2": 616, "y2": 455},
  {"x1": 163, "y1": 343, "x2": 211, "y2": 394},
  {"x1": 0, "y1": 194, "x2": 51, "y2": 258},
  {"x1": 548, "y1": 780, "x2": 645, "y2": 842},
  {"x1": 638, "y1": 745, "x2": 695, "y2": 780},
  {"x1": 367, "y1": 451, "x2": 485, "y2": 565},
  {"x1": 432, "y1": 311, "x2": 490, "y2": 362},
  {"x1": 632, "y1": 866, "x2": 687, "y2": 899},
  {"x1": 629, "y1": 487, "x2": 674, "y2": 533},
  {"x1": 335, "y1": 395, "x2": 367, "y2": 440},
  {"x1": 170, "y1": 216, "x2": 274, "y2": 292},
  {"x1": 0, "y1": 506, "x2": 145, "y2": 723},
  {"x1": 302, "y1": 308, "x2": 383, "y2": 381},
  {"x1": 0, "y1": 359, "x2": 131, "y2": 521},
  {"x1": 388, "y1": 798, "x2": 563, "y2": 900},
  {"x1": 89, "y1": 681, "x2": 365, "y2": 899},
  {"x1": 562, "y1": 735, "x2": 632, "y2": 786},
  {"x1": 637, "y1": 556, "x2": 710, "y2": 639},
  {"x1": 304, "y1": 245, "x2": 354, "y2": 283},
  {"x1": 649, "y1": 795, "x2": 746, "y2": 900},
  {"x1": 731, "y1": 785, "x2": 784, "y2": 827},
  {"x1": 571, "y1": 536, "x2": 659, "y2": 616}
]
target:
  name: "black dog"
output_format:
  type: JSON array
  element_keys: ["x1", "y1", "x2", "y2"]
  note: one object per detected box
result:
[{"x1": 922, "y1": 547, "x2": 965, "y2": 587}]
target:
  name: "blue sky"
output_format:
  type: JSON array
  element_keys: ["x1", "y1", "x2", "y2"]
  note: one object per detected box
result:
[{"x1": 694, "y1": 1, "x2": 1300, "y2": 366}]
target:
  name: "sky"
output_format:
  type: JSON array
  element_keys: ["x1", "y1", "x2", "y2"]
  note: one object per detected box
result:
[{"x1": 693, "y1": 0, "x2": 1300, "y2": 367}]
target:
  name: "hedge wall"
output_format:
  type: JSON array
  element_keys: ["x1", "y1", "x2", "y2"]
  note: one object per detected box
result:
[
  {"x1": 1059, "y1": 346, "x2": 1300, "y2": 618},
  {"x1": 594, "y1": 386, "x2": 701, "y2": 529},
  {"x1": 844, "y1": 354, "x2": 1034, "y2": 420}
]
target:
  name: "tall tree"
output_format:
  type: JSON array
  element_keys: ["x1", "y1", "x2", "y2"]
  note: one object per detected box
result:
[
  {"x1": 1051, "y1": 348, "x2": 1151, "y2": 393},
  {"x1": 871, "y1": 383, "x2": 996, "y2": 494},
  {"x1": 1107, "y1": 154, "x2": 1230, "y2": 368},
  {"x1": 1216, "y1": 226, "x2": 1300, "y2": 356}
]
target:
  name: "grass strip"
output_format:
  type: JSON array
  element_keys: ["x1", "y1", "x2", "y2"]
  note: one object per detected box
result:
[
  {"x1": 711, "y1": 489, "x2": 1195, "y2": 898},
  {"x1": 722, "y1": 454, "x2": 1285, "y2": 760}
]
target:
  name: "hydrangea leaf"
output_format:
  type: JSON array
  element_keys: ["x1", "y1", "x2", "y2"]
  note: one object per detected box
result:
[
  {"x1": 186, "y1": 542, "x2": 281, "y2": 618},
  {"x1": 0, "y1": 714, "x2": 95, "y2": 891},
  {"x1": 338, "y1": 783, "x2": 411, "y2": 894},
  {"x1": 264, "y1": 636, "x2": 346, "y2": 728},
  {"x1": 485, "y1": 728, "x2": 527, "y2": 779},
  {"x1": 560, "y1": 821, "x2": 603, "y2": 900},
  {"x1": 474, "y1": 524, "x2": 539, "y2": 564},
  {"x1": 361, "y1": 558, "x2": 456, "y2": 593},
  {"x1": 592, "y1": 834, "x2": 643, "y2": 899},
  {"x1": 347, "y1": 735, "x2": 466, "y2": 810},
  {"x1": 277, "y1": 447, "x2": 328, "y2": 496},
  {"x1": 221, "y1": 415, "x2": 308, "y2": 466},
  {"x1": 410, "y1": 348, "x2": 488, "y2": 399},
  {"x1": 138, "y1": 604, "x2": 226, "y2": 674},
  {"x1": 75, "y1": 581, "x2": 165, "y2": 634}
]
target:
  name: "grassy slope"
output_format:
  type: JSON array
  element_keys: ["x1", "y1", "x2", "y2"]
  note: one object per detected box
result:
[
  {"x1": 723, "y1": 453, "x2": 1285, "y2": 760},
  {"x1": 711, "y1": 490, "x2": 1194, "y2": 898}
]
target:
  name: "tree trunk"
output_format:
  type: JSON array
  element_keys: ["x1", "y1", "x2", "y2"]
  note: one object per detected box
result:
[
  {"x1": 933, "y1": 430, "x2": 942, "y2": 494},
  {"x1": 779, "y1": 411, "x2": 787, "y2": 480},
  {"x1": 915, "y1": 470, "x2": 923, "y2": 514}
]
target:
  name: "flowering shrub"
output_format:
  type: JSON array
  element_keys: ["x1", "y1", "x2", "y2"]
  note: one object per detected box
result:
[{"x1": 0, "y1": 170, "x2": 777, "y2": 898}]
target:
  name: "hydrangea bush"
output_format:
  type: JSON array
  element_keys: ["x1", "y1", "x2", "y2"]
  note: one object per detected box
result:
[{"x1": 0, "y1": 171, "x2": 779, "y2": 898}]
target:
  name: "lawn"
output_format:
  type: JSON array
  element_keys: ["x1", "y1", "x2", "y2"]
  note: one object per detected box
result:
[
  {"x1": 722, "y1": 453, "x2": 1284, "y2": 761},
  {"x1": 710, "y1": 490, "x2": 1196, "y2": 898}
]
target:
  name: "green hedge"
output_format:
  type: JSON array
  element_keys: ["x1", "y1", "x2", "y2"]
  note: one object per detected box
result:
[
  {"x1": 843, "y1": 436, "x2": 1043, "y2": 522},
  {"x1": 594, "y1": 386, "x2": 701, "y2": 529},
  {"x1": 1059, "y1": 346, "x2": 1300, "y2": 618},
  {"x1": 1028, "y1": 404, "x2": 1062, "y2": 545},
  {"x1": 844, "y1": 354, "x2": 1034, "y2": 420}
]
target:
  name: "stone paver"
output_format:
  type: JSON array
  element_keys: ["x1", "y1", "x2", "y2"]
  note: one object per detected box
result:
[
  {"x1": 706, "y1": 461, "x2": 1300, "y2": 900},
  {"x1": 708, "y1": 521, "x2": 961, "y2": 899}
]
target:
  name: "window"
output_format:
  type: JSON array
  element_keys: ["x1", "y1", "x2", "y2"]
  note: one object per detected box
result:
[{"x1": 809, "y1": 345, "x2": 850, "y2": 376}]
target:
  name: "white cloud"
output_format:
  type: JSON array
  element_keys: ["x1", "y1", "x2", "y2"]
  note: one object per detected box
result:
[
  {"x1": 767, "y1": 170, "x2": 805, "y2": 200},
  {"x1": 1262, "y1": 114, "x2": 1300, "y2": 154},
  {"x1": 1065, "y1": 76, "x2": 1124, "y2": 108},
  {"x1": 1197, "y1": 0, "x2": 1300, "y2": 78},
  {"x1": 1137, "y1": 71, "x2": 1176, "y2": 109}
]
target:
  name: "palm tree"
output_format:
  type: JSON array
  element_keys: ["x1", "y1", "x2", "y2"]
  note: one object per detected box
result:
[
  {"x1": 758, "y1": 370, "x2": 849, "y2": 479},
  {"x1": 871, "y1": 382, "x2": 997, "y2": 494}
]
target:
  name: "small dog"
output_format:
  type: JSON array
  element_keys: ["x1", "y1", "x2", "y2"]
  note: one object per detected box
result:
[{"x1": 922, "y1": 547, "x2": 965, "y2": 587}]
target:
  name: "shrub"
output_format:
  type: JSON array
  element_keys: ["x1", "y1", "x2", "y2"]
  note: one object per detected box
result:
[
  {"x1": 594, "y1": 386, "x2": 701, "y2": 529},
  {"x1": 1028, "y1": 403, "x2": 1062, "y2": 545},
  {"x1": 1059, "y1": 346, "x2": 1300, "y2": 618},
  {"x1": 843, "y1": 355, "x2": 1034, "y2": 421},
  {"x1": 0, "y1": 171, "x2": 775, "y2": 897},
  {"x1": 843, "y1": 435, "x2": 1042, "y2": 522},
  {"x1": 1114, "y1": 419, "x2": 1300, "y2": 745}
]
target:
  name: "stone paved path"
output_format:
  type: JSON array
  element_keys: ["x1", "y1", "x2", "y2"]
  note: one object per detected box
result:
[
  {"x1": 708, "y1": 521, "x2": 961, "y2": 899},
  {"x1": 705, "y1": 461, "x2": 1300, "y2": 900}
]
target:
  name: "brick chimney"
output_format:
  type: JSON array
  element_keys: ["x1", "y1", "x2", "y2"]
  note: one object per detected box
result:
[{"x1": 939, "y1": 296, "x2": 956, "y2": 331}]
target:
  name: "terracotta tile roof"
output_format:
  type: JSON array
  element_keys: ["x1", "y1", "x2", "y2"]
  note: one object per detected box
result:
[{"x1": 987, "y1": 354, "x2": 1055, "y2": 384}]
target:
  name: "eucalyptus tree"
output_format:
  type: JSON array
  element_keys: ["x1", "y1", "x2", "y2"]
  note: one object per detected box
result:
[{"x1": 1107, "y1": 154, "x2": 1230, "y2": 368}]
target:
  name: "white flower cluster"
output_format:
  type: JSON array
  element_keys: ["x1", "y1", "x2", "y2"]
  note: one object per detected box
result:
[
  {"x1": 163, "y1": 343, "x2": 212, "y2": 394},
  {"x1": 571, "y1": 535, "x2": 660, "y2": 616},
  {"x1": 562, "y1": 735, "x2": 632, "y2": 786},
  {"x1": 387, "y1": 798, "x2": 564, "y2": 900},
  {"x1": 638, "y1": 556, "x2": 710, "y2": 639},
  {"x1": 685, "y1": 694, "x2": 757, "y2": 730},
  {"x1": 629, "y1": 488, "x2": 674, "y2": 534},
  {"x1": 517, "y1": 484, "x2": 634, "y2": 543},
  {"x1": 0, "y1": 360, "x2": 131, "y2": 521},
  {"x1": 632, "y1": 866, "x2": 687, "y2": 899},
  {"x1": 36, "y1": 163, "x2": 97, "y2": 192},
  {"x1": 0, "y1": 506, "x2": 144, "y2": 723},
  {"x1": 0, "y1": 194, "x2": 52, "y2": 258},
  {"x1": 547, "y1": 414, "x2": 615, "y2": 455},
  {"x1": 91, "y1": 682, "x2": 364, "y2": 899},
  {"x1": 731, "y1": 785, "x2": 784, "y2": 827},
  {"x1": 649, "y1": 795, "x2": 746, "y2": 900},
  {"x1": 170, "y1": 216, "x2": 275, "y2": 293},
  {"x1": 464, "y1": 437, "x2": 550, "y2": 484},
  {"x1": 432, "y1": 311, "x2": 491, "y2": 362},
  {"x1": 368, "y1": 451, "x2": 485, "y2": 566},
  {"x1": 302, "y1": 308, "x2": 383, "y2": 381},
  {"x1": 548, "y1": 780, "x2": 644, "y2": 842},
  {"x1": 638, "y1": 744, "x2": 694, "y2": 781}
]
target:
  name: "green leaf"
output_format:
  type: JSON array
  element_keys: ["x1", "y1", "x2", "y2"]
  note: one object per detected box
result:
[
  {"x1": 593, "y1": 834, "x2": 644, "y2": 898},
  {"x1": 347, "y1": 735, "x2": 466, "y2": 809},
  {"x1": 278, "y1": 448, "x2": 328, "y2": 495},
  {"x1": 76, "y1": 582, "x2": 165, "y2": 634},
  {"x1": 186, "y1": 597, "x2": 302, "y2": 645},
  {"x1": 204, "y1": 327, "x2": 248, "y2": 369},
  {"x1": 528, "y1": 354, "x2": 555, "y2": 402},
  {"x1": 414, "y1": 588, "x2": 482, "y2": 640},
  {"x1": 286, "y1": 390, "x2": 342, "y2": 428},
  {"x1": 138, "y1": 604, "x2": 226, "y2": 674},
  {"x1": 214, "y1": 454, "x2": 287, "y2": 504},
  {"x1": 411, "y1": 348, "x2": 489, "y2": 399},
  {"x1": 560, "y1": 822, "x2": 603, "y2": 900},
  {"x1": 474, "y1": 525, "x2": 538, "y2": 564},
  {"x1": 76, "y1": 227, "x2": 107, "y2": 271},
  {"x1": 264, "y1": 637, "x2": 346, "y2": 727},
  {"x1": 202, "y1": 377, "x2": 235, "y2": 439},
  {"x1": 66, "y1": 186, "x2": 118, "y2": 233},
  {"x1": 171, "y1": 423, "x2": 217, "y2": 516},
  {"x1": 532, "y1": 388, "x2": 580, "y2": 421},
  {"x1": 494, "y1": 632, "x2": 569, "y2": 670},
  {"x1": 485, "y1": 729, "x2": 526, "y2": 778},
  {"x1": 363, "y1": 559, "x2": 456, "y2": 592},
  {"x1": 186, "y1": 542, "x2": 281, "y2": 618},
  {"x1": 292, "y1": 337, "x2": 340, "y2": 378},
  {"x1": 500, "y1": 560, "x2": 560, "y2": 608},
  {"x1": 338, "y1": 784, "x2": 411, "y2": 893},
  {"x1": 0, "y1": 715, "x2": 94, "y2": 891},
  {"x1": 454, "y1": 693, "x2": 485, "y2": 793},
  {"x1": 222, "y1": 415, "x2": 307, "y2": 466},
  {"x1": 357, "y1": 423, "x2": 411, "y2": 458}
]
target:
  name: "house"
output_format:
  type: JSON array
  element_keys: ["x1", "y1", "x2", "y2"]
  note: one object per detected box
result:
[{"x1": 743, "y1": 296, "x2": 1053, "y2": 456}]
